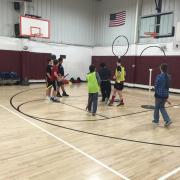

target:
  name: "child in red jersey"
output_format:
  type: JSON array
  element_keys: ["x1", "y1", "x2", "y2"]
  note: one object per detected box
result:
[{"x1": 50, "y1": 59, "x2": 64, "y2": 102}]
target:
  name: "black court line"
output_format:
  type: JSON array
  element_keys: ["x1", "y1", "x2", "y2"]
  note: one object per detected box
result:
[
  {"x1": 17, "y1": 99, "x2": 155, "y2": 122},
  {"x1": 11, "y1": 86, "x2": 179, "y2": 120},
  {"x1": 9, "y1": 88, "x2": 180, "y2": 148},
  {"x1": 17, "y1": 97, "x2": 180, "y2": 122},
  {"x1": 60, "y1": 101, "x2": 109, "y2": 119},
  {"x1": 17, "y1": 99, "x2": 107, "y2": 122}
]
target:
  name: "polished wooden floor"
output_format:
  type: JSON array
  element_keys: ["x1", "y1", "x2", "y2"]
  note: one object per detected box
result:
[{"x1": 0, "y1": 83, "x2": 180, "y2": 180}]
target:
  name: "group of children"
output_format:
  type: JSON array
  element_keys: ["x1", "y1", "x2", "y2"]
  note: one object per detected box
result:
[
  {"x1": 45, "y1": 55, "x2": 172, "y2": 127},
  {"x1": 46, "y1": 55, "x2": 69, "y2": 102},
  {"x1": 87, "y1": 60, "x2": 172, "y2": 127},
  {"x1": 86, "y1": 60, "x2": 125, "y2": 116}
]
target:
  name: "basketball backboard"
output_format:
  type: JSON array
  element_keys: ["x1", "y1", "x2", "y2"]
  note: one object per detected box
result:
[
  {"x1": 139, "y1": 12, "x2": 174, "y2": 39},
  {"x1": 20, "y1": 16, "x2": 50, "y2": 39}
]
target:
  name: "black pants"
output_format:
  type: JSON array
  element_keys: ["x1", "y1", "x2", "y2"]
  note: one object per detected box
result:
[{"x1": 100, "y1": 81, "x2": 111, "y2": 100}]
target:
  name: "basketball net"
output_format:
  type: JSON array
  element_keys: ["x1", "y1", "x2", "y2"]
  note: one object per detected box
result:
[
  {"x1": 31, "y1": 33, "x2": 43, "y2": 38},
  {"x1": 144, "y1": 32, "x2": 157, "y2": 38}
]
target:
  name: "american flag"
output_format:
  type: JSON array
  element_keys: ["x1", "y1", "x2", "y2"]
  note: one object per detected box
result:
[{"x1": 109, "y1": 11, "x2": 126, "y2": 27}]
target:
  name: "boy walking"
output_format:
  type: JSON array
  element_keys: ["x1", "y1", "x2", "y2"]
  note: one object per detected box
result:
[
  {"x1": 86, "y1": 65, "x2": 100, "y2": 116},
  {"x1": 153, "y1": 63, "x2": 172, "y2": 127}
]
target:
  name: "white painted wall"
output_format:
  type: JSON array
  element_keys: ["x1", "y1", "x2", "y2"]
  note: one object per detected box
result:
[
  {"x1": 0, "y1": 0, "x2": 95, "y2": 46},
  {"x1": 0, "y1": 36, "x2": 92, "y2": 80},
  {"x1": 1, "y1": 0, "x2": 180, "y2": 47},
  {"x1": 28, "y1": 40, "x2": 92, "y2": 80},
  {"x1": 94, "y1": 0, "x2": 137, "y2": 46},
  {"x1": 92, "y1": 42, "x2": 180, "y2": 56},
  {"x1": 94, "y1": 0, "x2": 180, "y2": 45},
  {"x1": 0, "y1": 36, "x2": 22, "y2": 51}
]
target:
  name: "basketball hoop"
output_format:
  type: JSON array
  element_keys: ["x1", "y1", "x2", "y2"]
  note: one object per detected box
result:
[
  {"x1": 144, "y1": 32, "x2": 157, "y2": 38},
  {"x1": 31, "y1": 33, "x2": 43, "y2": 38},
  {"x1": 20, "y1": 16, "x2": 50, "y2": 39},
  {"x1": 30, "y1": 26, "x2": 43, "y2": 38}
]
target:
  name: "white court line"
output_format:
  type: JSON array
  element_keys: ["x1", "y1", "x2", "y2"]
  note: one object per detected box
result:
[
  {"x1": 158, "y1": 167, "x2": 180, "y2": 180},
  {"x1": 0, "y1": 104, "x2": 129, "y2": 180}
]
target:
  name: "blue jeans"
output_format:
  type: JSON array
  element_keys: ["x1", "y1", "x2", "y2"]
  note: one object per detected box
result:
[
  {"x1": 154, "y1": 98, "x2": 171, "y2": 123},
  {"x1": 87, "y1": 93, "x2": 98, "y2": 113}
]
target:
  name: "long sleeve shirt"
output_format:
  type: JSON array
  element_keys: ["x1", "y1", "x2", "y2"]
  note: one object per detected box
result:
[
  {"x1": 154, "y1": 73, "x2": 171, "y2": 99},
  {"x1": 98, "y1": 67, "x2": 111, "y2": 81}
]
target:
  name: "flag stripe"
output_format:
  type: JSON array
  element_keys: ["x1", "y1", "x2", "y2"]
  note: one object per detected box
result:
[{"x1": 109, "y1": 11, "x2": 126, "y2": 27}]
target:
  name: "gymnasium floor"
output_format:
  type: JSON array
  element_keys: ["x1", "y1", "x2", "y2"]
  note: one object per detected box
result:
[{"x1": 0, "y1": 83, "x2": 180, "y2": 180}]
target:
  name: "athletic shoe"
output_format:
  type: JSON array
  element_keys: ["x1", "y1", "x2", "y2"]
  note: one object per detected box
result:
[
  {"x1": 62, "y1": 92, "x2": 69, "y2": 97},
  {"x1": 86, "y1": 107, "x2": 91, "y2": 113},
  {"x1": 164, "y1": 121, "x2": 172, "y2": 127},
  {"x1": 105, "y1": 98, "x2": 109, "y2": 104},
  {"x1": 45, "y1": 96, "x2": 52, "y2": 103},
  {"x1": 54, "y1": 99, "x2": 60, "y2": 103},
  {"x1": 46, "y1": 96, "x2": 51, "y2": 100},
  {"x1": 152, "y1": 120, "x2": 159, "y2": 124},
  {"x1": 50, "y1": 97, "x2": 60, "y2": 103},
  {"x1": 117, "y1": 102, "x2": 124, "y2": 106},
  {"x1": 108, "y1": 102, "x2": 113, "y2": 106},
  {"x1": 57, "y1": 92, "x2": 62, "y2": 97}
]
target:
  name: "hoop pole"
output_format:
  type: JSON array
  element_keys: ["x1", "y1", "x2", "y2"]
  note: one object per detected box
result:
[
  {"x1": 148, "y1": 69, "x2": 153, "y2": 93},
  {"x1": 134, "y1": 0, "x2": 142, "y2": 44},
  {"x1": 24, "y1": 1, "x2": 27, "y2": 15}
]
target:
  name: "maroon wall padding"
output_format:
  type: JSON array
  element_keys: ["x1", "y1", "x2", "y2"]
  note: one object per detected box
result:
[
  {"x1": 135, "y1": 56, "x2": 165, "y2": 85},
  {"x1": 21, "y1": 51, "x2": 31, "y2": 79},
  {"x1": 92, "y1": 56, "x2": 180, "y2": 89},
  {"x1": 0, "y1": 50, "x2": 50, "y2": 80},
  {"x1": 165, "y1": 57, "x2": 180, "y2": 89},
  {"x1": 0, "y1": 50, "x2": 179, "y2": 88},
  {"x1": 92, "y1": 56, "x2": 136, "y2": 83},
  {"x1": 21, "y1": 52, "x2": 50, "y2": 79},
  {"x1": 92, "y1": 56, "x2": 117, "y2": 78},
  {"x1": 29, "y1": 52, "x2": 50, "y2": 79},
  {"x1": 122, "y1": 56, "x2": 136, "y2": 84},
  {"x1": 0, "y1": 50, "x2": 21, "y2": 76}
]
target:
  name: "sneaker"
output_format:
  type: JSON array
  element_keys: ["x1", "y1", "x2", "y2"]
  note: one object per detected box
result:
[
  {"x1": 49, "y1": 97, "x2": 54, "y2": 102},
  {"x1": 46, "y1": 96, "x2": 51, "y2": 101},
  {"x1": 108, "y1": 102, "x2": 113, "y2": 106},
  {"x1": 62, "y1": 92, "x2": 69, "y2": 97},
  {"x1": 51, "y1": 97, "x2": 60, "y2": 103},
  {"x1": 57, "y1": 92, "x2": 62, "y2": 97},
  {"x1": 152, "y1": 120, "x2": 159, "y2": 124},
  {"x1": 117, "y1": 102, "x2": 124, "y2": 106},
  {"x1": 86, "y1": 107, "x2": 91, "y2": 113},
  {"x1": 164, "y1": 121, "x2": 172, "y2": 127},
  {"x1": 92, "y1": 113, "x2": 96, "y2": 116},
  {"x1": 105, "y1": 98, "x2": 109, "y2": 104}
]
